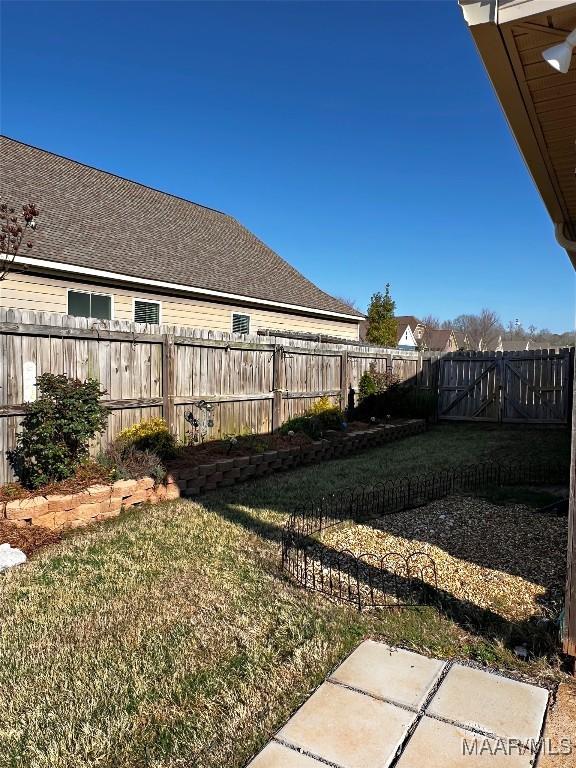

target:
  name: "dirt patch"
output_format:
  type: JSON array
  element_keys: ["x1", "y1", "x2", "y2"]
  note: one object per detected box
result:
[
  {"x1": 320, "y1": 495, "x2": 567, "y2": 622},
  {"x1": 0, "y1": 520, "x2": 61, "y2": 556},
  {"x1": 539, "y1": 682, "x2": 576, "y2": 767}
]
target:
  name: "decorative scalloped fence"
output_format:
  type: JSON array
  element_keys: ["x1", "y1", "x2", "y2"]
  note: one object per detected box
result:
[{"x1": 281, "y1": 459, "x2": 569, "y2": 610}]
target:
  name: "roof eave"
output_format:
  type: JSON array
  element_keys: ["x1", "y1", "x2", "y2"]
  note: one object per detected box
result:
[
  {"x1": 459, "y1": 0, "x2": 576, "y2": 268},
  {"x1": 7, "y1": 254, "x2": 365, "y2": 322}
]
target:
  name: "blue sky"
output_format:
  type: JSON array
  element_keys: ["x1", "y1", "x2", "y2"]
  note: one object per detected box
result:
[{"x1": 1, "y1": 1, "x2": 573, "y2": 332}]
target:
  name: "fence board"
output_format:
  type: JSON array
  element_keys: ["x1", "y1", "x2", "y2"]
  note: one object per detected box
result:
[
  {"x1": 438, "y1": 349, "x2": 573, "y2": 423},
  {"x1": 0, "y1": 310, "x2": 424, "y2": 482},
  {"x1": 3, "y1": 310, "x2": 571, "y2": 484}
]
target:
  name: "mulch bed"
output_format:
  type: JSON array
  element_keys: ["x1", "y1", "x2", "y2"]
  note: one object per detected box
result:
[
  {"x1": 171, "y1": 432, "x2": 313, "y2": 469},
  {"x1": 0, "y1": 520, "x2": 61, "y2": 556},
  {"x1": 0, "y1": 462, "x2": 113, "y2": 504},
  {"x1": 320, "y1": 495, "x2": 567, "y2": 622},
  {"x1": 170, "y1": 420, "x2": 388, "y2": 470}
]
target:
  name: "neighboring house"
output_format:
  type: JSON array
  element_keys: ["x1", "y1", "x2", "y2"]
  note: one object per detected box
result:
[
  {"x1": 0, "y1": 137, "x2": 363, "y2": 339},
  {"x1": 396, "y1": 320, "x2": 419, "y2": 351},
  {"x1": 453, "y1": 331, "x2": 471, "y2": 350},
  {"x1": 495, "y1": 338, "x2": 530, "y2": 353},
  {"x1": 358, "y1": 316, "x2": 419, "y2": 349},
  {"x1": 395, "y1": 315, "x2": 426, "y2": 341},
  {"x1": 419, "y1": 328, "x2": 458, "y2": 353}
]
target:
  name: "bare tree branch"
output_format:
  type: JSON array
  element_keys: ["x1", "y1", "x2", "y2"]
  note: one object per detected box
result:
[{"x1": 0, "y1": 202, "x2": 40, "y2": 281}]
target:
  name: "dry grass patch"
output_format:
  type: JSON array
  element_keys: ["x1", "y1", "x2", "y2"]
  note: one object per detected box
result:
[
  {"x1": 0, "y1": 498, "x2": 469, "y2": 768},
  {"x1": 0, "y1": 424, "x2": 571, "y2": 768}
]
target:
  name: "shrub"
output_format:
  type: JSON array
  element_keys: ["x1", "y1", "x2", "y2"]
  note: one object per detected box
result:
[
  {"x1": 307, "y1": 395, "x2": 335, "y2": 416},
  {"x1": 7, "y1": 374, "x2": 108, "y2": 489},
  {"x1": 116, "y1": 418, "x2": 176, "y2": 459},
  {"x1": 353, "y1": 386, "x2": 438, "y2": 422},
  {"x1": 358, "y1": 365, "x2": 400, "y2": 401},
  {"x1": 98, "y1": 444, "x2": 166, "y2": 484},
  {"x1": 358, "y1": 371, "x2": 377, "y2": 400},
  {"x1": 279, "y1": 399, "x2": 344, "y2": 438}
]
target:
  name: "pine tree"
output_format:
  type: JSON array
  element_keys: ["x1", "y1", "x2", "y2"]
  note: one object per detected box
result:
[{"x1": 365, "y1": 283, "x2": 397, "y2": 347}]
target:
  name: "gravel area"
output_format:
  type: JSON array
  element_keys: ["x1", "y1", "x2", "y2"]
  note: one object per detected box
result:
[{"x1": 320, "y1": 495, "x2": 567, "y2": 622}]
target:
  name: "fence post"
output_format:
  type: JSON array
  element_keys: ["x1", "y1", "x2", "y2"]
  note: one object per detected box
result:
[
  {"x1": 386, "y1": 353, "x2": 393, "y2": 377},
  {"x1": 340, "y1": 350, "x2": 348, "y2": 414},
  {"x1": 496, "y1": 351, "x2": 504, "y2": 423},
  {"x1": 564, "y1": 349, "x2": 576, "y2": 666},
  {"x1": 272, "y1": 344, "x2": 283, "y2": 432},
  {"x1": 162, "y1": 333, "x2": 176, "y2": 436},
  {"x1": 566, "y1": 347, "x2": 574, "y2": 426}
]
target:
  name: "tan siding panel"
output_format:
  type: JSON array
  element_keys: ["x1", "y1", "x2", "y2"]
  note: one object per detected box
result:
[{"x1": 0, "y1": 272, "x2": 360, "y2": 339}]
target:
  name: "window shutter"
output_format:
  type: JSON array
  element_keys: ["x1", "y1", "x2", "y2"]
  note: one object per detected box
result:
[
  {"x1": 232, "y1": 313, "x2": 250, "y2": 334},
  {"x1": 134, "y1": 300, "x2": 160, "y2": 324}
]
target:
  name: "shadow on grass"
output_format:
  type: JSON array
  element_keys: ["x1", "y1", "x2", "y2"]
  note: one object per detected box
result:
[{"x1": 200, "y1": 495, "x2": 564, "y2": 664}]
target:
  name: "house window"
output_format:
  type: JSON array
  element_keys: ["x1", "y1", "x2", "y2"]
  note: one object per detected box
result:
[
  {"x1": 232, "y1": 313, "x2": 250, "y2": 334},
  {"x1": 134, "y1": 299, "x2": 160, "y2": 324},
  {"x1": 68, "y1": 290, "x2": 112, "y2": 320}
]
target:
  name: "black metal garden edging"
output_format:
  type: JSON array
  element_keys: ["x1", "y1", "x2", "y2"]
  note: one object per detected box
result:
[{"x1": 280, "y1": 459, "x2": 569, "y2": 611}]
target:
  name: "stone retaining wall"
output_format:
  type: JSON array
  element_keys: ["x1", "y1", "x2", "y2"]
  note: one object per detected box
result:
[
  {"x1": 170, "y1": 420, "x2": 426, "y2": 497},
  {"x1": 0, "y1": 420, "x2": 426, "y2": 531},
  {"x1": 0, "y1": 476, "x2": 180, "y2": 530}
]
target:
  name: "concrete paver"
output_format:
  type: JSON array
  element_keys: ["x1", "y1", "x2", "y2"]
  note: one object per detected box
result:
[
  {"x1": 276, "y1": 680, "x2": 416, "y2": 768},
  {"x1": 427, "y1": 664, "x2": 549, "y2": 742},
  {"x1": 330, "y1": 640, "x2": 445, "y2": 710},
  {"x1": 395, "y1": 716, "x2": 537, "y2": 768},
  {"x1": 245, "y1": 642, "x2": 551, "y2": 767},
  {"x1": 246, "y1": 741, "x2": 324, "y2": 767}
]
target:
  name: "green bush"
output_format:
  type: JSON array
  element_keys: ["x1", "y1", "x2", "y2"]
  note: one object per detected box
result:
[
  {"x1": 358, "y1": 371, "x2": 377, "y2": 400},
  {"x1": 358, "y1": 365, "x2": 400, "y2": 401},
  {"x1": 7, "y1": 374, "x2": 108, "y2": 489},
  {"x1": 115, "y1": 418, "x2": 177, "y2": 459},
  {"x1": 279, "y1": 400, "x2": 344, "y2": 438}
]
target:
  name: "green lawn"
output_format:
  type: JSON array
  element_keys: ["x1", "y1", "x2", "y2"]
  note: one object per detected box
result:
[{"x1": 0, "y1": 424, "x2": 571, "y2": 768}]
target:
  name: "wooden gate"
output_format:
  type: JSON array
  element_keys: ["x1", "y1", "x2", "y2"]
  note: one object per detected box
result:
[
  {"x1": 438, "y1": 349, "x2": 574, "y2": 424},
  {"x1": 438, "y1": 353, "x2": 501, "y2": 421}
]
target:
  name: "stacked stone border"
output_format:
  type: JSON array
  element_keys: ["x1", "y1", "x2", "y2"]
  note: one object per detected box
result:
[
  {"x1": 169, "y1": 419, "x2": 426, "y2": 496},
  {"x1": 0, "y1": 420, "x2": 426, "y2": 531},
  {"x1": 1, "y1": 477, "x2": 181, "y2": 531}
]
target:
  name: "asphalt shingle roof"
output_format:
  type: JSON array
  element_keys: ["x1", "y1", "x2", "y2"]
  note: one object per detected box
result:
[
  {"x1": 1, "y1": 136, "x2": 359, "y2": 317},
  {"x1": 421, "y1": 328, "x2": 454, "y2": 350}
]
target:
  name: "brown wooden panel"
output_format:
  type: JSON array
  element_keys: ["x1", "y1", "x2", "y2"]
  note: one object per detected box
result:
[{"x1": 0, "y1": 308, "x2": 419, "y2": 480}]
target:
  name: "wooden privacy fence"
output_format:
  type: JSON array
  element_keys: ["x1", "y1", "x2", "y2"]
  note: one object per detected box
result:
[
  {"x1": 2, "y1": 309, "x2": 572, "y2": 483},
  {"x1": 437, "y1": 349, "x2": 575, "y2": 424},
  {"x1": 0, "y1": 309, "x2": 425, "y2": 483}
]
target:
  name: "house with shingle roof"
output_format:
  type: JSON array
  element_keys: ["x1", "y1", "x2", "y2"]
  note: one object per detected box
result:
[
  {"x1": 395, "y1": 315, "x2": 425, "y2": 342},
  {"x1": 453, "y1": 331, "x2": 472, "y2": 350},
  {"x1": 358, "y1": 316, "x2": 419, "y2": 349},
  {"x1": 419, "y1": 328, "x2": 458, "y2": 353},
  {"x1": 0, "y1": 137, "x2": 363, "y2": 338},
  {"x1": 496, "y1": 338, "x2": 531, "y2": 353},
  {"x1": 395, "y1": 319, "x2": 419, "y2": 350}
]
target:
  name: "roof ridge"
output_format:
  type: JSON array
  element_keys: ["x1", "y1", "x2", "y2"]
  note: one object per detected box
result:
[{"x1": 0, "y1": 134, "x2": 230, "y2": 218}]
